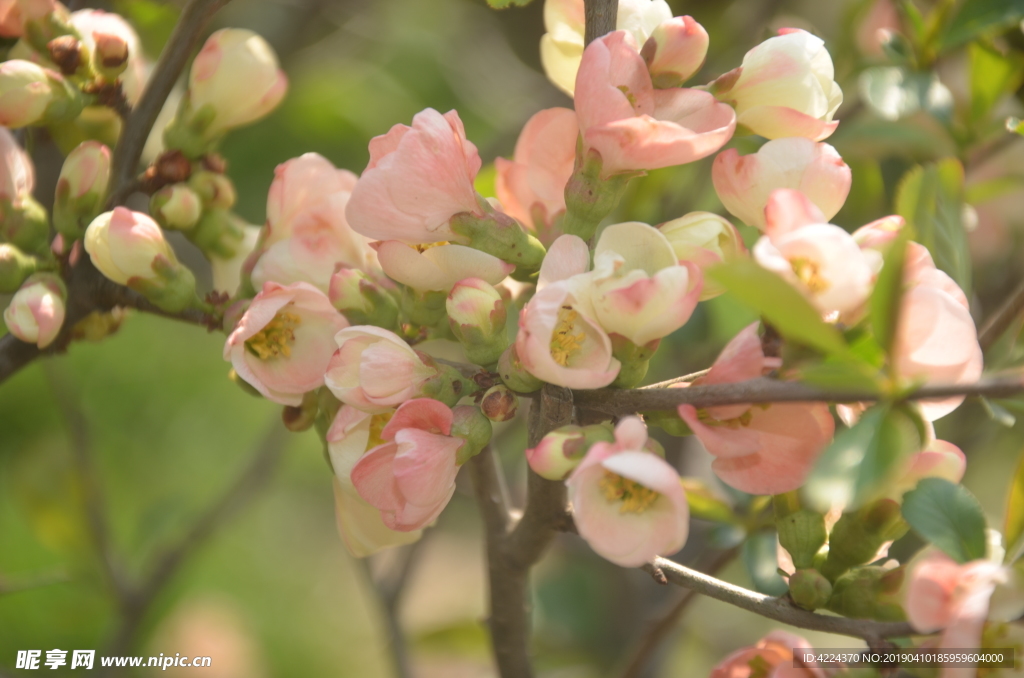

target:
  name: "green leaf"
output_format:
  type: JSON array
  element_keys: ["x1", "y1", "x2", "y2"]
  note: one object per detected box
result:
[
  {"x1": 869, "y1": 228, "x2": 911, "y2": 358},
  {"x1": 486, "y1": 0, "x2": 535, "y2": 8},
  {"x1": 902, "y1": 477, "x2": 988, "y2": 563},
  {"x1": 708, "y1": 260, "x2": 849, "y2": 356},
  {"x1": 805, "y1": 405, "x2": 923, "y2": 512},
  {"x1": 742, "y1": 531, "x2": 789, "y2": 596},
  {"x1": 981, "y1": 396, "x2": 1017, "y2": 427},
  {"x1": 941, "y1": 0, "x2": 1024, "y2": 50},
  {"x1": 895, "y1": 160, "x2": 971, "y2": 294},
  {"x1": 970, "y1": 42, "x2": 1024, "y2": 122},
  {"x1": 859, "y1": 67, "x2": 953, "y2": 122},
  {"x1": 680, "y1": 478, "x2": 737, "y2": 524},
  {"x1": 1004, "y1": 451, "x2": 1024, "y2": 563}
]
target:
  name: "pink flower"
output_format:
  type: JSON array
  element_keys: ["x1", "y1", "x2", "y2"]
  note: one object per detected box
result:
[
  {"x1": 567, "y1": 417, "x2": 688, "y2": 567},
  {"x1": 373, "y1": 240, "x2": 512, "y2": 292},
  {"x1": 712, "y1": 28, "x2": 843, "y2": 141},
  {"x1": 3, "y1": 273, "x2": 64, "y2": 348},
  {"x1": 752, "y1": 189, "x2": 873, "y2": 319},
  {"x1": 891, "y1": 439, "x2": 965, "y2": 497},
  {"x1": 351, "y1": 398, "x2": 464, "y2": 531},
  {"x1": 574, "y1": 31, "x2": 735, "y2": 176},
  {"x1": 224, "y1": 281, "x2": 348, "y2": 406},
  {"x1": 325, "y1": 326, "x2": 439, "y2": 414},
  {"x1": 84, "y1": 207, "x2": 180, "y2": 286},
  {"x1": 0, "y1": 0, "x2": 53, "y2": 38},
  {"x1": 0, "y1": 126, "x2": 33, "y2": 205},
  {"x1": 515, "y1": 278, "x2": 620, "y2": 389},
  {"x1": 642, "y1": 15, "x2": 709, "y2": 88},
  {"x1": 712, "y1": 138, "x2": 851, "y2": 230},
  {"x1": 658, "y1": 211, "x2": 746, "y2": 300},
  {"x1": 346, "y1": 108, "x2": 483, "y2": 244},
  {"x1": 905, "y1": 551, "x2": 1010, "y2": 678},
  {"x1": 250, "y1": 153, "x2": 374, "y2": 292},
  {"x1": 495, "y1": 107, "x2": 578, "y2": 242},
  {"x1": 710, "y1": 630, "x2": 832, "y2": 678},
  {"x1": 678, "y1": 323, "x2": 835, "y2": 495},
  {"x1": 328, "y1": 406, "x2": 422, "y2": 557}
]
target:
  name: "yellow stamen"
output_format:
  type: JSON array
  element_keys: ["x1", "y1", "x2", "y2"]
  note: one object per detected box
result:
[
  {"x1": 367, "y1": 411, "x2": 394, "y2": 450},
  {"x1": 600, "y1": 470, "x2": 660, "y2": 514},
  {"x1": 550, "y1": 305, "x2": 586, "y2": 367},
  {"x1": 245, "y1": 310, "x2": 301, "y2": 360},
  {"x1": 414, "y1": 241, "x2": 448, "y2": 253},
  {"x1": 617, "y1": 85, "x2": 638, "y2": 108},
  {"x1": 789, "y1": 257, "x2": 829, "y2": 293},
  {"x1": 697, "y1": 408, "x2": 754, "y2": 429}
]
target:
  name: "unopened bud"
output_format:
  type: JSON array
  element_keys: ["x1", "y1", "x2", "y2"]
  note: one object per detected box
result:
[
  {"x1": 0, "y1": 60, "x2": 56, "y2": 127},
  {"x1": 827, "y1": 565, "x2": 906, "y2": 621},
  {"x1": 821, "y1": 499, "x2": 908, "y2": 581},
  {"x1": 560, "y1": 147, "x2": 633, "y2": 240},
  {"x1": 328, "y1": 268, "x2": 399, "y2": 329},
  {"x1": 187, "y1": 209, "x2": 246, "y2": 259},
  {"x1": 150, "y1": 184, "x2": 202, "y2": 231},
  {"x1": 776, "y1": 509, "x2": 827, "y2": 570},
  {"x1": 788, "y1": 568, "x2": 832, "y2": 611},
  {"x1": 447, "y1": 277, "x2": 509, "y2": 365},
  {"x1": 47, "y1": 35, "x2": 82, "y2": 75},
  {"x1": 3, "y1": 272, "x2": 65, "y2": 348},
  {"x1": 659, "y1": 212, "x2": 744, "y2": 299},
  {"x1": 448, "y1": 202, "x2": 546, "y2": 272},
  {"x1": 451, "y1": 405, "x2": 493, "y2": 465},
  {"x1": 498, "y1": 344, "x2": 542, "y2": 393},
  {"x1": 526, "y1": 423, "x2": 615, "y2": 480},
  {"x1": 641, "y1": 16, "x2": 709, "y2": 89},
  {"x1": 188, "y1": 169, "x2": 236, "y2": 210},
  {"x1": 93, "y1": 32, "x2": 129, "y2": 80},
  {"x1": 420, "y1": 362, "x2": 472, "y2": 409},
  {"x1": 0, "y1": 243, "x2": 39, "y2": 292},
  {"x1": 610, "y1": 333, "x2": 658, "y2": 388},
  {"x1": 481, "y1": 384, "x2": 518, "y2": 422},
  {"x1": 282, "y1": 390, "x2": 318, "y2": 432},
  {"x1": 53, "y1": 140, "x2": 111, "y2": 239},
  {"x1": 1, "y1": 196, "x2": 51, "y2": 257}
]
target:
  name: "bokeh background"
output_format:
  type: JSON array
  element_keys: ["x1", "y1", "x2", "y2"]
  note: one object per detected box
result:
[{"x1": 3, "y1": 0, "x2": 1024, "y2": 675}]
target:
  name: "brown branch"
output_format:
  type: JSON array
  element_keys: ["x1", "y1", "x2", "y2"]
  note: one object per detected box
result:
[
  {"x1": 647, "y1": 557, "x2": 918, "y2": 645},
  {"x1": 572, "y1": 374, "x2": 1024, "y2": 415},
  {"x1": 979, "y1": 279, "x2": 1024, "y2": 351},
  {"x1": 583, "y1": 0, "x2": 619, "y2": 46}
]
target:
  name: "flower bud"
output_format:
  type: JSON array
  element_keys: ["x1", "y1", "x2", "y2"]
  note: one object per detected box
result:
[
  {"x1": 1, "y1": 195, "x2": 51, "y2": 258},
  {"x1": 327, "y1": 268, "x2": 399, "y2": 330},
  {"x1": 610, "y1": 333, "x2": 658, "y2": 389},
  {"x1": 186, "y1": 208, "x2": 246, "y2": 259},
  {"x1": 480, "y1": 384, "x2": 518, "y2": 422},
  {"x1": 188, "y1": 169, "x2": 236, "y2": 210},
  {"x1": 282, "y1": 390, "x2": 318, "y2": 432},
  {"x1": 821, "y1": 499, "x2": 907, "y2": 582},
  {"x1": 447, "y1": 277, "x2": 509, "y2": 366},
  {"x1": 497, "y1": 344, "x2": 542, "y2": 393},
  {"x1": 526, "y1": 423, "x2": 615, "y2": 480},
  {"x1": 788, "y1": 568, "x2": 832, "y2": 611},
  {"x1": 47, "y1": 35, "x2": 83, "y2": 75},
  {"x1": 84, "y1": 207, "x2": 198, "y2": 312},
  {"x1": 92, "y1": 31, "x2": 129, "y2": 80},
  {"x1": 641, "y1": 16, "x2": 709, "y2": 88},
  {"x1": 0, "y1": 59, "x2": 54, "y2": 127},
  {"x1": 0, "y1": 243, "x2": 39, "y2": 292},
  {"x1": 450, "y1": 405, "x2": 493, "y2": 465},
  {"x1": 827, "y1": 565, "x2": 906, "y2": 621},
  {"x1": 53, "y1": 140, "x2": 111, "y2": 239},
  {"x1": 3, "y1": 272, "x2": 65, "y2": 348},
  {"x1": 420, "y1": 362, "x2": 475, "y2": 410},
  {"x1": 149, "y1": 183, "x2": 202, "y2": 231},
  {"x1": 448, "y1": 205, "x2": 546, "y2": 274},
  {"x1": 659, "y1": 212, "x2": 745, "y2": 299},
  {"x1": 776, "y1": 509, "x2": 827, "y2": 570}
]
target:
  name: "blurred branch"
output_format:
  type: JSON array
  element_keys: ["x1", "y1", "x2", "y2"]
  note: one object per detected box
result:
[
  {"x1": 618, "y1": 548, "x2": 738, "y2": 678},
  {"x1": 360, "y1": 540, "x2": 427, "y2": 678},
  {"x1": 979, "y1": 279, "x2": 1024, "y2": 351},
  {"x1": 583, "y1": 0, "x2": 618, "y2": 46},
  {"x1": 645, "y1": 557, "x2": 918, "y2": 646},
  {"x1": 0, "y1": 0, "x2": 230, "y2": 387},
  {"x1": 573, "y1": 374, "x2": 1024, "y2": 415}
]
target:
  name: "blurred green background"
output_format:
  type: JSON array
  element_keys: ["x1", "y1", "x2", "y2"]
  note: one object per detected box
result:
[{"x1": 4, "y1": 0, "x2": 1024, "y2": 675}]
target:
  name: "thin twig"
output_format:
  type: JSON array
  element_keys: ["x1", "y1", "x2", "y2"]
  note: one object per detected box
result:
[
  {"x1": 573, "y1": 374, "x2": 1024, "y2": 415},
  {"x1": 640, "y1": 368, "x2": 711, "y2": 389},
  {"x1": 361, "y1": 540, "x2": 427, "y2": 678},
  {"x1": 979, "y1": 279, "x2": 1024, "y2": 350},
  {"x1": 647, "y1": 557, "x2": 917, "y2": 645}
]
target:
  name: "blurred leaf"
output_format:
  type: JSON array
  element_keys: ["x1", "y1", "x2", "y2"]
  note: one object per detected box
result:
[
  {"x1": 741, "y1": 531, "x2": 788, "y2": 596},
  {"x1": 708, "y1": 260, "x2": 849, "y2": 356},
  {"x1": 970, "y1": 42, "x2": 1024, "y2": 122},
  {"x1": 1005, "y1": 451, "x2": 1024, "y2": 563},
  {"x1": 895, "y1": 160, "x2": 971, "y2": 294},
  {"x1": 831, "y1": 116, "x2": 957, "y2": 161},
  {"x1": 475, "y1": 163, "x2": 497, "y2": 198},
  {"x1": 806, "y1": 405, "x2": 923, "y2": 512},
  {"x1": 869, "y1": 228, "x2": 910, "y2": 357},
  {"x1": 941, "y1": 0, "x2": 1024, "y2": 50},
  {"x1": 965, "y1": 175, "x2": 1024, "y2": 204},
  {"x1": 486, "y1": 0, "x2": 535, "y2": 7},
  {"x1": 859, "y1": 66, "x2": 953, "y2": 122},
  {"x1": 680, "y1": 478, "x2": 736, "y2": 524},
  {"x1": 902, "y1": 478, "x2": 988, "y2": 563},
  {"x1": 981, "y1": 396, "x2": 1017, "y2": 427}
]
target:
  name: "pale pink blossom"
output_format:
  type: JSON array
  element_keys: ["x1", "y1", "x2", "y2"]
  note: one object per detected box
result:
[
  {"x1": 713, "y1": 28, "x2": 843, "y2": 141},
  {"x1": 494, "y1": 107, "x2": 578, "y2": 241},
  {"x1": 351, "y1": 398, "x2": 464, "y2": 532},
  {"x1": 0, "y1": 126, "x2": 33, "y2": 205},
  {"x1": 346, "y1": 108, "x2": 483, "y2": 244},
  {"x1": 678, "y1": 324, "x2": 835, "y2": 495},
  {"x1": 752, "y1": 190, "x2": 873, "y2": 319},
  {"x1": 712, "y1": 138, "x2": 851, "y2": 230},
  {"x1": 658, "y1": 211, "x2": 745, "y2": 300},
  {"x1": 642, "y1": 16, "x2": 708, "y2": 87},
  {"x1": 0, "y1": 0, "x2": 53, "y2": 38},
  {"x1": 328, "y1": 406, "x2": 422, "y2": 557},
  {"x1": 84, "y1": 208, "x2": 180, "y2": 286},
  {"x1": 224, "y1": 281, "x2": 347, "y2": 406},
  {"x1": 890, "y1": 439, "x2": 966, "y2": 497},
  {"x1": 0, "y1": 60, "x2": 55, "y2": 128},
  {"x1": 250, "y1": 153, "x2": 374, "y2": 292},
  {"x1": 575, "y1": 31, "x2": 735, "y2": 176},
  {"x1": 373, "y1": 240, "x2": 513, "y2": 292},
  {"x1": 325, "y1": 326, "x2": 438, "y2": 414},
  {"x1": 567, "y1": 417, "x2": 688, "y2": 567},
  {"x1": 710, "y1": 630, "x2": 832, "y2": 678},
  {"x1": 3, "y1": 273, "x2": 64, "y2": 348},
  {"x1": 70, "y1": 10, "x2": 147, "y2": 104}
]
